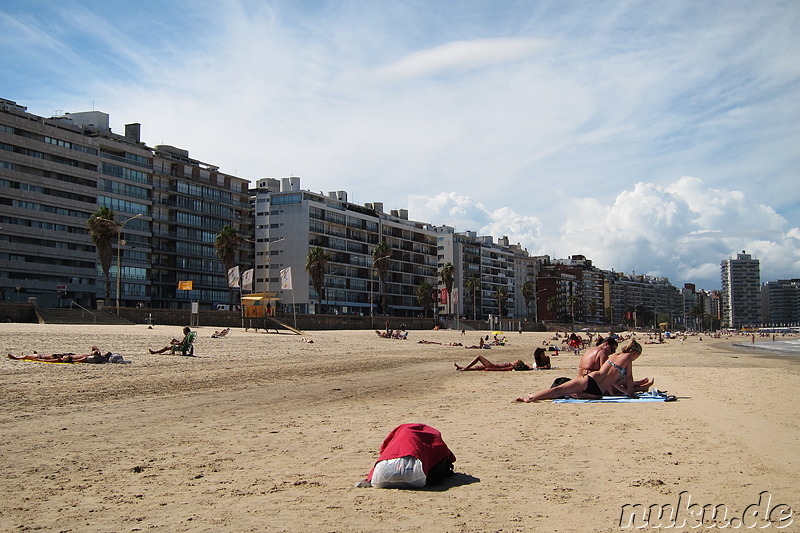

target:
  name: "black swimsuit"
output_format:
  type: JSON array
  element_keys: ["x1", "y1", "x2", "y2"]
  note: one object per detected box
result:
[{"x1": 584, "y1": 376, "x2": 603, "y2": 397}]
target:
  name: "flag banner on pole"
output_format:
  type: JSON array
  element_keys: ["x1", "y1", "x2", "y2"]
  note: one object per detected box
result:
[
  {"x1": 177, "y1": 281, "x2": 193, "y2": 290},
  {"x1": 439, "y1": 288, "x2": 448, "y2": 305},
  {"x1": 227, "y1": 266, "x2": 240, "y2": 288},
  {"x1": 452, "y1": 288, "x2": 459, "y2": 305},
  {"x1": 280, "y1": 267, "x2": 293, "y2": 290},
  {"x1": 241, "y1": 268, "x2": 254, "y2": 291}
]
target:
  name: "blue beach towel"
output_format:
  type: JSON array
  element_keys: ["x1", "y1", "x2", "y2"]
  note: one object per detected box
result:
[{"x1": 553, "y1": 390, "x2": 677, "y2": 403}]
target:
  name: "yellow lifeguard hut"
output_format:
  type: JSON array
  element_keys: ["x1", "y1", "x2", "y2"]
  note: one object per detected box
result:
[{"x1": 240, "y1": 292, "x2": 302, "y2": 334}]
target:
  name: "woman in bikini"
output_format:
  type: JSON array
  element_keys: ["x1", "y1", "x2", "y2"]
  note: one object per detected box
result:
[
  {"x1": 516, "y1": 340, "x2": 643, "y2": 402},
  {"x1": 455, "y1": 355, "x2": 533, "y2": 371}
]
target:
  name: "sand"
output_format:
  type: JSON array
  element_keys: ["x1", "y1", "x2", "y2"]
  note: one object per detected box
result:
[{"x1": 1, "y1": 324, "x2": 798, "y2": 532}]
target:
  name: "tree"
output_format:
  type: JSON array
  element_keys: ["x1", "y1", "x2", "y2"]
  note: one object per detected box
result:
[
  {"x1": 496, "y1": 286, "x2": 509, "y2": 318},
  {"x1": 521, "y1": 281, "x2": 534, "y2": 319},
  {"x1": 465, "y1": 275, "x2": 480, "y2": 321},
  {"x1": 588, "y1": 299, "x2": 598, "y2": 324},
  {"x1": 566, "y1": 294, "x2": 577, "y2": 329},
  {"x1": 372, "y1": 240, "x2": 391, "y2": 315},
  {"x1": 416, "y1": 282, "x2": 435, "y2": 318},
  {"x1": 546, "y1": 296, "x2": 557, "y2": 321},
  {"x1": 214, "y1": 225, "x2": 242, "y2": 303},
  {"x1": 87, "y1": 207, "x2": 117, "y2": 306},
  {"x1": 305, "y1": 246, "x2": 330, "y2": 314},
  {"x1": 439, "y1": 262, "x2": 455, "y2": 317}
]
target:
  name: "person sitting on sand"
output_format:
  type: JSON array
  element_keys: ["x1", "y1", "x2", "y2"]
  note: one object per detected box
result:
[
  {"x1": 149, "y1": 327, "x2": 192, "y2": 354},
  {"x1": 577, "y1": 337, "x2": 618, "y2": 377},
  {"x1": 455, "y1": 354, "x2": 533, "y2": 371},
  {"x1": 516, "y1": 340, "x2": 644, "y2": 402},
  {"x1": 211, "y1": 328, "x2": 230, "y2": 338},
  {"x1": 464, "y1": 338, "x2": 489, "y2": 349},
  {"x1": 533, "y1": 347, "x2": 551, "y2": 369}
]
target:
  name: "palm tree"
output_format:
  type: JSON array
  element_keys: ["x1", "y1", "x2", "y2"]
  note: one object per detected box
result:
[
  {"x1": 305, "y1": 246, "x2": 330, "y2": 314},
  {"x1": 566, "y1": 294, "x2": 577, "y2": 329},
  {"x1": 87, "y1": 207, "x2": 117, "y2": 306},
  {"x1": 588, "y1": 299, "x2": 598, "y2": 324},
  {"x1": 416, "y1": 281, "x2": 435, "y2": 318},
  {"x1": 546, "y1": 296, "x2": 557, "y2": 321},
  {"x1": 372, "y1": 240, "x2": 391, "y2": 315},
  {"x1": 521, "y1": 281, "x2": 534, "y2": 319},
  {"x1": 605, "y1": 306, "x2": 614, "y2": 325},
  {"x1": 496, "y1": 286, "x2": 509, "y2": 318},
  {"x1": 439, "y1": 262, "x2": 455, "y2": 317},
  {"x1": 465, "y1": 276, "x2": 480, "y2": 321},
  {"x1": 214, "y1": 225, "x2": 242, "y2": 304}
]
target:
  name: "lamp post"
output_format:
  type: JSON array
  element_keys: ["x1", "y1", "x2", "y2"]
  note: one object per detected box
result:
[
  {"x1": 534, "y1": 288, "x2": 547, "y2": 324},
  {"x1": 116, "y1": 214, "x2": 142, "y2": 316}
]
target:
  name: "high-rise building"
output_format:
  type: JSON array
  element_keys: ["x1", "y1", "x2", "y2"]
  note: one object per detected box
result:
[
  {"x1": 434, "y1": 227, "x2": 537, "y2": 320},
  {"x1": 761, "y1": 279, "x2": 800, "y2": 325},
  {"x1": 721, "y1": 251, "x2": 761, "y2": 328},
  {"x1": 0, "y1": 98, "x2": 251, "y2": 310},
  {"x1": 150, "y1": 145, "x2": 252, "y2": 309},
  {"x1": 252, "y1": 177, "x2": 438, "y2": 317}
]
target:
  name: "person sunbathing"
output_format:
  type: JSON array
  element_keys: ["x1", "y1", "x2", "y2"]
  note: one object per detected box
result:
[
  {"x1": 455, "y1": 355, "x2": 533, "y2": 371},
  {"x1": 516, "y1": 340, "x2": 643, "y2": 402},
  {"x1": 211, "y1": 328, "x2": 230, "y2": 338},
  {"x1": 8, "y1": 346, "x2": 103, "y2": 363},
  {"x1": 149, "y1": 327, "x2": 192, "y2": 354}
]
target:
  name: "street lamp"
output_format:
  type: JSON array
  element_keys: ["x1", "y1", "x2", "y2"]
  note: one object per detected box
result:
[
  {"x1": 534, "y1": 288, "x2": 547, "y2": 324},
  {"x1": 116, "y1": 213, "x2": 142, "y2": 316}
]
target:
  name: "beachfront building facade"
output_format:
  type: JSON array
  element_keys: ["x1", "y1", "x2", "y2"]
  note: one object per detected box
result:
[
  {"x1": 0, "y1": 99, "x2": 153, "y2": 308},
  {"x1": 761, "y1": 279, "x2": 800, "y2": 326},
  {"x1": 150, "y1": 145, "x2": 252, "y2": 309},
  {"x1": 0, "y1": 98, "x2": 251, "y2": 310},
  {"x1": 434, "y1": 227, "x2": 537, "y2": 321},
  {"x1": 721, "y1": 251, "x2": 761, "y2": 329},
  {"x1": 603, "y1": 272, "x2": 684, "y2": 330},
  {"x1": 681, "y1": 284, "x2": 723, "y2": 331},
  {"x1": 251, "y1": 177, "x2": 438, "y2": 318}
]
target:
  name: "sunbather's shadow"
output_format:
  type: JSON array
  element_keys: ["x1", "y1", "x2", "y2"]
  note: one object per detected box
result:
[{"x1": 423, "y1": 472, "x2": 480, "y2": 491}]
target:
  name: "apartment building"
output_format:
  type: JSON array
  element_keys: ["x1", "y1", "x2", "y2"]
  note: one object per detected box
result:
[
  {"x1": 604, "y1": 271, "x2": 683, "y2": 329},
  {"x1": 252, "y1": 177, "x2": 438, "y2": 317},
  {"x1": 434, "y1": 227, "x2": 536, "y2": 320},
  {"x1": 150, "y1": 145, "x2": 252, "y2": 309},
  {"x1": 0, "y1": 99, "x2": 152, "y2": 307},
  {"x1": 721, "y1": 251, "x2": 761, "y2": 328},
  {"x1": 0, "y1": 98, "x2": 251, "y2": 310},
  {"x1": 761, "y1": 279, "x2": 800, "y2": 325}
]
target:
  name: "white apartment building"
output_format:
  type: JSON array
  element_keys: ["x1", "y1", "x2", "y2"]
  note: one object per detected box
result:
[
  {"x1": 434, "y1": 227, "x2": 537, "y2": 320},
  {"x1": 252, "y1": 177, "x2": 438, "y2": 317},
  {"x1": 721, "y1": 251, "x2": 761, "y2": 328}
]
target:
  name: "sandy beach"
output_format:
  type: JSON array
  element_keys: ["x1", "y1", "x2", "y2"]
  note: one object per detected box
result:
[{"x1": 1, "y1": 324, "x2": 798, "y2": 532}]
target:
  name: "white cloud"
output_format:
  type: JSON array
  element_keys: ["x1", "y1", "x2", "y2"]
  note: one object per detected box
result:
[
  {"x1": 373, "y1": 38, "x2": 549, "y2": 81},
  {"x1": 408, "y1": 177, "x2": 800, "y2": 289}
]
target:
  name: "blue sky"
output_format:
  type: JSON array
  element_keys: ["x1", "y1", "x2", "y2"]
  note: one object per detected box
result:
[{"x1": 2, "y1": 0, "x2": 798, "y2": 289}]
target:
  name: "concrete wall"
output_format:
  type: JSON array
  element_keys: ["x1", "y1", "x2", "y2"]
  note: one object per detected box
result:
[{"x1": 0, "y1": 303, "x2": 38, "y2": 323}]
